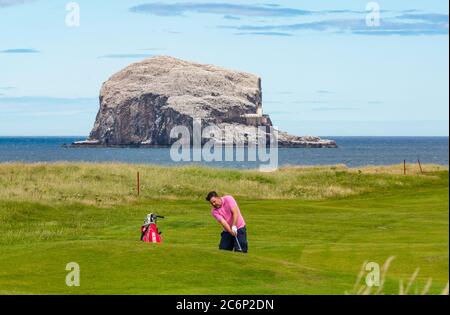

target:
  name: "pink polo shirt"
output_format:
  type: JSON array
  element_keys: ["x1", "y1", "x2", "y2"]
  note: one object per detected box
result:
[{"x1": 211, "y1": 195, "x2": 246, "y2": 229}]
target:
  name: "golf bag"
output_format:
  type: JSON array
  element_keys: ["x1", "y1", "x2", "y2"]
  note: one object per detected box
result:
[{"x1": 140, "y1": 213, "x2": 164, "y2": 243}]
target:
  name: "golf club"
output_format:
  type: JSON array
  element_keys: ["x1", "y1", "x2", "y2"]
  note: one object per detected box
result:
[{"x1": 234, "y1": 234, "x2": 243, "y2": 252}]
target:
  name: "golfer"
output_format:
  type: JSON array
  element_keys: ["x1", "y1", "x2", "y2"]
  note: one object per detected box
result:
[{"x1": 206, "y1": 191, "x2": 248, "y2": 253}]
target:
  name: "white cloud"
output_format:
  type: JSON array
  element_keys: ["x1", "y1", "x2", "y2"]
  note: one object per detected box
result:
[{"x1": 0, "y1": 0, "x2": 35, "y2": 8}]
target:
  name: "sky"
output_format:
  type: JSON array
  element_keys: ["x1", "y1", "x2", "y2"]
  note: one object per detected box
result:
[{"x1": 0, "y1": 0, "x2": 448, "y2": 136}]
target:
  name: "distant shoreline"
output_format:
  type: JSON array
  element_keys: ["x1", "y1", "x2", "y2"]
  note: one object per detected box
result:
[
  {"x1": 1, "y1": 136, "x2": 448, "y2": 167},
  {"x1": 65, "y1": 143, "x2": 339, "y2": 149},
  {"x1": 0, "y1": 162, "x2": 448, "y2": 170},
  {"x1": 1, "y1": 136, "x2": 449, "y2": 138}
]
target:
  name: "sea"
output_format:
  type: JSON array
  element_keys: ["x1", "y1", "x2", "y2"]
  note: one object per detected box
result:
[{"x1": 0, "y1": 136, "x2": 448, "y2": 169}]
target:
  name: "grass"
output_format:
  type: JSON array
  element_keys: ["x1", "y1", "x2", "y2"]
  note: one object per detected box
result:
[{"x1": 0, "y1": 162, "x2": 448, "y2": 294}]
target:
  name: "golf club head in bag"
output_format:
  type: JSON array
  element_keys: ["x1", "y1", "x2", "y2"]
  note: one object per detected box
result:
[{"x1": 141, "y1": 213, "x2": 165, "y2": 243}]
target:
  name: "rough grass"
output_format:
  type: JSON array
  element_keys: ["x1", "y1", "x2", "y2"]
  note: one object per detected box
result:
[
  {"x1": 0, "y1": 162, "x2": 447, "y2": 205},
  {"x1": 0, "y1": 163, "x2": 448, "y2": 294}
]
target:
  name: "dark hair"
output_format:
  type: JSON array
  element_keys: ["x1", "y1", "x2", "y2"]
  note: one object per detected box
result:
[{"x1": 206, "y1": 191, "x2": 219, "y2": 201}]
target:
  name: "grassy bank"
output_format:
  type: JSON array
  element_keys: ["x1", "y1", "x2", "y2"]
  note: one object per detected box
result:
[{"x1": 0, "y1": 163, "x2": 448, "y2": 294}]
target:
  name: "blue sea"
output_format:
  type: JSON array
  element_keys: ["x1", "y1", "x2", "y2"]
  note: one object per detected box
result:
[{"x1": 0, "y1": 137, "x2": 448, "y2": 169}]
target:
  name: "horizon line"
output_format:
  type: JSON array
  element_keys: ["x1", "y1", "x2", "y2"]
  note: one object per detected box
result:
[{"x1": 0, "y1": 135, "x2": 448, "y2": 138}]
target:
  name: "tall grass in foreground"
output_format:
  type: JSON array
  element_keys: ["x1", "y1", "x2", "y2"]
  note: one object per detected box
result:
[
  {"x1": 348, "y1": 256, "x2": 449, "y2": 295},
  {"x1": 0, "y1": 162, "x2": 447, "y2": 207}
]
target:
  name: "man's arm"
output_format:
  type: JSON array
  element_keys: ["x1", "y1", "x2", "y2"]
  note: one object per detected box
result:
[
  {"x1": 231, "y1": 206, "x2": 239, "y2": 228},
  {"x1": 219, "y1": 218, "x2": 234, "y2": 235},
  {"x1": 218, "y1": 206, "x2": 239, "y2": 236}
]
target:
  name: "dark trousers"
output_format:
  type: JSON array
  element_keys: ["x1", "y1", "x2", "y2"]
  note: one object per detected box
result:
[{"x1": 219, "y1": 226, "x2": 248, "y2": 253}]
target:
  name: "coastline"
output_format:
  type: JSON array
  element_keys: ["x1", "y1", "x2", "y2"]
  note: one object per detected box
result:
[
  {"x1": 66, "y1": 143, "x2": 339, "y2": 148},
  {"x1": 1, "y1": 136, "x2": 448, "y2": 167},
  {"x1": 1, "y1": 160, "x2": 448, "y2": 171}
]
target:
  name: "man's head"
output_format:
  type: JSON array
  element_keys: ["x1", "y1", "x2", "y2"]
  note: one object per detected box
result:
[{"x1": 206, "y1": 191, "x2": 222, "y2": 208}]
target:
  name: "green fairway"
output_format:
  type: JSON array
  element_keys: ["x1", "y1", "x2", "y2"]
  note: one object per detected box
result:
[{"x1": 0, "y1": 163, "x2": 448, "y2": 294}]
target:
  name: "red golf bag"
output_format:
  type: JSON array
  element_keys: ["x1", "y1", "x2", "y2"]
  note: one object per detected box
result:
[{"x1": 141, "y1": 213, "x2": 164, "y2": 243}]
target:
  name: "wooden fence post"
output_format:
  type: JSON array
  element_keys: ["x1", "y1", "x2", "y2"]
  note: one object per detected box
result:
[
  {"x1": 418, "y1": 159, "x2": 423, "y2": 174},
  {"x1": 137, "y1": 171, "x2": 140, "y2": 196}
]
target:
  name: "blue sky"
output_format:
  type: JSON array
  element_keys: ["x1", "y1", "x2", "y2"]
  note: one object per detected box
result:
[{"x1": 0, "y1": 0, "x2": 448, "y2": 136}]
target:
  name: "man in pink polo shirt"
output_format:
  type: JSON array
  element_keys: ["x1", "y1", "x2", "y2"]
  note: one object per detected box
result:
[{"x1": 206, "y1": 191, "x2": 248, "y2": 253}]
